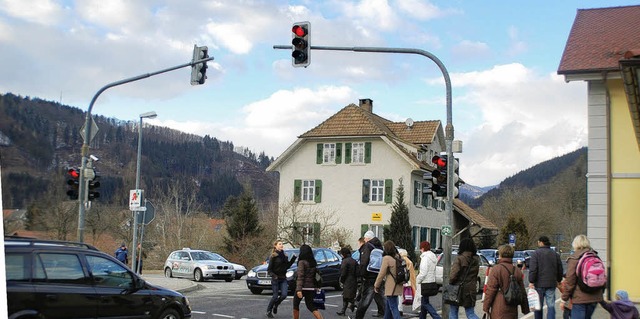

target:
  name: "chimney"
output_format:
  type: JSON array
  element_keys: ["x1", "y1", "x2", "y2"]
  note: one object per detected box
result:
[{"x1": 359, "y1": 98, "x2": 373, "y2": 112}]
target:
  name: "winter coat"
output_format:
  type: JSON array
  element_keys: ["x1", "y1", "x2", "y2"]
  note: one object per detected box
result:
[
  {"x1": 268, "y1": 250, "x2": 296, "y2": 280},
  {"x1": 450, "y1": 251, "x2": 480, "y2": 308},
  {"x1": 528, "y1": 246, "x2": 563, "y2": 288},
  {"x1": 374, "y1": 255, "x2": 404, "y2": 296},
  {"x1": 561, "y1": 248, "x2": 604, "y2": 304},
  {"x1": 483, "y1": 258, "x2": 530, "y2": 319},
  {"x1": 340, "y1": 256, "x2": 358, "y2": 299},
  {"x1": 599, "y1": 299, "x2": 640, "y2": 319},
  {"x1": 296, "y1": 259, "x2": 317, "y2": 291},
  {"x1": 415, "y1": 250, "x2": 438, "y2": 285},
  {"x1": 115, "y1": 247, "x2": 128, "y2": 263},
  {"x1": 358, "y1": 237, "x2": 383, "y2": 279}
]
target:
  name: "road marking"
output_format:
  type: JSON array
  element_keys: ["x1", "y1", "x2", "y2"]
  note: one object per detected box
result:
[{"x1": 212, "y1": 314, "x2": 234, "y2": 318}]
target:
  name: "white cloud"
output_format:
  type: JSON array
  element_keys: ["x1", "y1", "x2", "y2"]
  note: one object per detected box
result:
[{"x1": 0, "y1": 0, "x2": 65, "y2": 26}]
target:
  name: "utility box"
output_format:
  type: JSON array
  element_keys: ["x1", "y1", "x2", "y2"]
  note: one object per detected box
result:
[{"x1": 453, "y1": 140, "x2": 463, "y2": 153}]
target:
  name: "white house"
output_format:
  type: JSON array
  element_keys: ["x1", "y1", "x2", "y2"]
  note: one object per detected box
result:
[{"x1": 267, "y1": 99, "x2": 496, "y2": 249}]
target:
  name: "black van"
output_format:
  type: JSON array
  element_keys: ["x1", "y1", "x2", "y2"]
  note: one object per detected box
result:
[{"x1": 5, "y1": 236, "x2": 191, "y2": 319}]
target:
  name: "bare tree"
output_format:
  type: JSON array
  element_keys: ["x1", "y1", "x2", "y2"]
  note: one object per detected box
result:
[{"x1": 277, "y1": 197, "x2": 351, "y2": 248}]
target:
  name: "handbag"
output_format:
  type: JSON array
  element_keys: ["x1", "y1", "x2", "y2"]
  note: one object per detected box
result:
[
  {"x1": 412, "y1": 292, "x2": 422, "y2": 312},
  {"x1": 402, "y1": 285, "x2": 414, "y2": 305},
  {"x1": 421, "y1": 282, "x2": 439, "y2": 297},
  {"x1": 313, "y1": 289, "x2": 326, "y2": 310},
  {"x1": 443, "y1": 259, "x2": 471, "y2": 305}
]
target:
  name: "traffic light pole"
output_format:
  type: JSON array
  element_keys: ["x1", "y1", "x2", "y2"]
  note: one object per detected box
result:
[
  {"x1": 274, "y1": 45, "x2": 454, "y2": 318},
  {"x1": 76, "y1": 55, "x2": 214, "y2": 243}
]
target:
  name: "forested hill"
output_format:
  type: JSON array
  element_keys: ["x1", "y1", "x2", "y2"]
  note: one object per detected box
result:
[{"x1": 0, "y1": 92, "x2": 278, "y2": 215}]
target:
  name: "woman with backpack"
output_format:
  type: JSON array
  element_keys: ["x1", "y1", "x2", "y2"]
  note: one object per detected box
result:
[
  {"x1": 293, "y1": 244, "x2": 323, "y2": 319},
  {"x1": 449, "y1": 238, "x2": 481, "y2": 319},
  {"x1": 374, "y1": 240, "x2": 404, "y2": 319},
  {"x1": 561, "y1": 235, "x2": 604, "y2": 319},
  {"x1": 483, "y1": 244, "x2": 530, "y2": 318}
]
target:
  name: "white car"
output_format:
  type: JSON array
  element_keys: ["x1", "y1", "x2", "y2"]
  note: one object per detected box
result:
[
  {"x1": 435, "y1": 252, "x2": 491, "y2": 293},
  {"x1": 164, "y1": 248, "x2": 236, "y2": 282},
  {"x1": 207, "y1": 251, "x2": 247, "y2": 279}
]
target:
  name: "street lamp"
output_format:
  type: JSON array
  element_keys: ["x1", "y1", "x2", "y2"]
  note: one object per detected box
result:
[{"x1": 131, "y1": 111, "x2": 157, "y2": 274}]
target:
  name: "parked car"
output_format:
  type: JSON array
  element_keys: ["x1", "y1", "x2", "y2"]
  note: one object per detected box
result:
[
  {"x1": 164, "y1": 248, "x2": 236, "y2": 282},
  {"x1": 435, "y1": 252, "x2": 491, "y2": 293},
  {"x1": 513, "y1": 250, "x2": 526, "y2": 266},
  {"x1": 523, "y1": 249, "x2": 536, "y2": 268},
  {"x1": 478, "y1": 249, "x2": 499, "y2": 265},
  {"x1": 204, "y1": 251, "x2": 247, "y2": 279},
  {"x1": 5, "y1": 236, "x2": 192, "y2": 319},
  {"x1": 246, "y1": 247, "x2": 343, "y2": 295}
]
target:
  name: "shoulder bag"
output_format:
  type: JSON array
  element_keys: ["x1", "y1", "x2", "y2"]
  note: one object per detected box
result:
[{"x1": 443, "y1": 257, "x2": 471, "y2": 305}]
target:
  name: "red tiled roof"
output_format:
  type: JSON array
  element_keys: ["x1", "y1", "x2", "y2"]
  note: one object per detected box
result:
[{"x1": 558, "y1": 5, "x2": 640, "y2": 74}]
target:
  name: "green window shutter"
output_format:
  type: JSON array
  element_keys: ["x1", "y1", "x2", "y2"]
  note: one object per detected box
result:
[
  {"x1": 361, "y1": 225, "x2": 369, "y2": 237},
  {"x1": 314, "y1": 179, "x2": 322, "y2": 203},
  {"x1": 313, "y1": 223, "x2": 321, "y2": 246},
  {"x1": 384, "y1": 179, "x2": 393, "y2": 204},
  {"x1": 362, "y1": 179, "x2": 370, "y2": 203},
  {"x1": 413, "y1": 180, "x2": 419, "y2": 205},
  {"x1": 316, "y1": 144, "x2": 323, "y2": 164},
  {"x1": 345, "y1": 143, "x2": 352, "y2": 164},
  {"x1": 336, "y1": 143, "x2": 342, "y2": 164},
  {"x1": 294, "y1": 179, "x2": 301, "y2": 202},
  {"x1": 422, "y1": 186, "x2": 428, "y2": 207},
  {"x1": 364, "y1": 142, "x2": 372, "y2": 163}
]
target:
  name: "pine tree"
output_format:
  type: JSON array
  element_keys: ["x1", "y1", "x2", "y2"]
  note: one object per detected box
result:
[
  {"x1": 222, "y1": 188, "x2": 263, "y2": 254},
  {"x1": 500, "y1": 215, "x2": 529, "y2": 250},
  {"x1": 386, "y1": 179, "x2": 416, "y2": 261}
]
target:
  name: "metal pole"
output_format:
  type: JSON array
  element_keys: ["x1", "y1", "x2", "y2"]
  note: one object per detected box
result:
[
  {"x1": 275, "y1": 45, "x2": 454, "y2": 317},
  {"x1": 76, "y1": 56, "x2": 214, "y2": 243}
]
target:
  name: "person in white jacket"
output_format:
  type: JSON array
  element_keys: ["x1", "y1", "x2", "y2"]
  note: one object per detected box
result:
[{"x1": 415, "y1": 241, "x2": 442, "y2": 319}]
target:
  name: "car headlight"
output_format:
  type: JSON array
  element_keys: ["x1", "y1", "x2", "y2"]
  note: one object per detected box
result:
[
  {"x1": 286, "y1": 270, "x2": 294, "y2": 279},
  {"x1": 248, "y1": 270, "x2": 257, "y2": 277},
  {"x1": 229, "y1": 265, "x2": 234, "y2": 270},
  {"x1": 207, "y1": 265, "x2": 216, "y2": 269}
]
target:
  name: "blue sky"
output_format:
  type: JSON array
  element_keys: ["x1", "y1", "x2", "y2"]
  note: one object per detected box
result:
[{"x1": 0, "y1": 0, "x2": 636, "y2": 187}]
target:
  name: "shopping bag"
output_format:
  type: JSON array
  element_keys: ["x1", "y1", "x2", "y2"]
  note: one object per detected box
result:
[
  {"x1": 412, "y1": 291, "x2": 422, "y2": 312},
  {"x1": 442, "y1": 283, "x2": 462, "y2": 305},
  {"x1": 527, "y1": 288, "x2": 541, "y2": 311},
  {"x1": 313, "y1": 289, "x2": 326, "y2": 310},
  {"x1": 402, "y1": 285, "x2": 414, "y2": 305}
]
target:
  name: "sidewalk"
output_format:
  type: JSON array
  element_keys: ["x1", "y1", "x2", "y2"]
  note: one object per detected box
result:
[{"x1": 141, "y1": 271, "x2": 201, "y2": 294}]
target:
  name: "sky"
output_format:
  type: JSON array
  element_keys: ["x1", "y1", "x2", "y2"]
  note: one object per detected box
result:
[{"x1": 0, "y1": 0, "x2": 636, "y2": 187}]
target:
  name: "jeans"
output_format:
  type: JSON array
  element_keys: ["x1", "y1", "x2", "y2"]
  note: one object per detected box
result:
[
  {"x1": 355, "y1": 278, "x2": 386, "y2": 319},
  {"x1": 571, "y1": 303, "x2": 597, "y2": 319},
  {"x1": 267, "y1": 279, "x2": 288, "y2": 312},
  {"x1": 384, "y1": 295, "x2": 401, "y2": 319},
  {"x1": 419, "y1": 295, "x2": 441, "y2": 319},
  {"x1": 449, "y1": 305, "x2": 480, "y2": 319},
  {"x1": 535, "y1": 287, "x2": 556, "y2": 319}
]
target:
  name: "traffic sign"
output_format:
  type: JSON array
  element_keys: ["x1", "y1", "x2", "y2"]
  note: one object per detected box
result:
[
  {"x1": 371, "y1": 212, "x2": 382, "y2": 221},
  {"x1": 442, "y1": 225, "x2": 452, "y2": 236},
  {"x1": 509, "y1": 233, "x2": 516, "y2": 246},
  {"x1": 129, "y1": 189, "x2": 143, "y2": 210},
  {"x1": 79, "y1": 117, "x2": 99, "y2": 143},
  {"x1": 136, "y1": 201, "x2": 155, "y2": 225}
]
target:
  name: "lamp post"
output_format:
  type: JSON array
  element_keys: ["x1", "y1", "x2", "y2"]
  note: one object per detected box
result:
[{"x1": 131, "y1": 111, "x2": 157, "y2": 274}]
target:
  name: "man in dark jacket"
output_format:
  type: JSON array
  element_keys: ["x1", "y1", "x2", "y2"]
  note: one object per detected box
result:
[
  {"x1": 528, "y1": 236, "x2": 563, "y2": 319},
  {"x1": 355, "y1": 231, "x2": 385, "y2": 319}
]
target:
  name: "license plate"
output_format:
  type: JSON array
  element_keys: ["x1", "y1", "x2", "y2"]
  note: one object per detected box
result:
[{"x1": 258, "y1": 280, "x2": 271, "y2": 285}]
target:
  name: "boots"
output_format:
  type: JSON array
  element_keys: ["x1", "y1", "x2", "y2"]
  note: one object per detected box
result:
[{"x1": 337, "y1": 300, "x2": 348, "y2": 315}]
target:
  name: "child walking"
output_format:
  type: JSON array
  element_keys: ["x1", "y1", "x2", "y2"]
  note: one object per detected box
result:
[{"x1": 599, "y1": 290, "x2": 639, "y2": 319}]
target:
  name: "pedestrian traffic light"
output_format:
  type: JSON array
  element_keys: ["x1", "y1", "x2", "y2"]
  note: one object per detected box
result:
[
  {"x1": 190, "y1": 45, "x2": 208, "y2": 85},
  {"x1": 87, "y1": 169, "x2": 100, "y2": 200},
  {"x1": 66, "y1": 168, "x2": 79, "y2": 200},
  {"x1": 428, "y1": 155, "x2": 460, "y2": 199},
  {"x1": 291, "y1": 21, "x2": 310, "y2": 67}
]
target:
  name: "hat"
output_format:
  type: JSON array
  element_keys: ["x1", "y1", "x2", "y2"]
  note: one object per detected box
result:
[
  {"x1": 616, "y1": 290, "x2": 629, "y2": 301},
  {"x1": 364, "y1": 231, "x2": 375, "y2": 239},
  {"x1": 538, "y1": 236, "x2": 551, "y2": 246},
  {"x1": 121, "y1": 243, "x2": 126, "y2": 247}
]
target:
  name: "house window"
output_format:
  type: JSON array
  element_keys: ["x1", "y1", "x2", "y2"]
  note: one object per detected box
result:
[
  {"x1": 323, "y1": 143, "x2": 336, "y2": 163},
  {"x1": 362, "y1": 224, "x2": 385, "y2": 241},
  {"x1": 362, "y1": 179, "x2": 392, "y2": 203},
  {"x1": 352, "y1": 142, "x2": 365, "y2": 163},
  {"x1": 294, "y1": 179, "x2": 322, "y2": 203},
  {"x1": 293, "y1": 222, "x2": 320, "y2": 246}
]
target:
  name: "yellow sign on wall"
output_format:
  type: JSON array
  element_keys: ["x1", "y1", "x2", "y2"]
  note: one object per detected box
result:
[{"x1": 371, "y1": 213, "x2": 382, "y2": 221}]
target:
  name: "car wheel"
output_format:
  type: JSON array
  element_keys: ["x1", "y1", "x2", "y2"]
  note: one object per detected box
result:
[
  {"x1": 194, "y1": 269, "x2": 204, "y2": 282},
  {"x1": 157, "y1": 308, "x2": 180, "y2": 319},
  {"x1": 225, "y1": 278, "x2": 233, "y2": 282},
  {"x1": 250, "y1": 288, "x2": 263, "y2": 295},
  {"x1": 164, "y1": 268, "x2": 173, "y2": 278},
  {"x1": 477, "y1": 278, "x2": 482, "y2": 294},
  {"x1": 235, "y1": 275, "x2": 242, "y2": 280}
]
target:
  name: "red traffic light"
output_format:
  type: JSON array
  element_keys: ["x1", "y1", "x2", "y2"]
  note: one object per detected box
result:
[
  {"x1": 68, "y1": 168, "x2": 79, "y2": 179},
  {"x1": 292, "y1": 25, "x2": 307, "y2": 37},
  {"x1": 432, "y1": 155, "x2": 447, "y2": 168}
]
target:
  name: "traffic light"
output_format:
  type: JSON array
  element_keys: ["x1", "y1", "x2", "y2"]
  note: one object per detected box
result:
[
  {"x1": 190, "y1": 45, "x2": 208, "y2": 85},
  {"x1": 291, "y1": 21, "x2": 310, "y2": 67},
  {"x1": 427, "y1": 155, "x2": 459, "y2": 199},
  {"x1": 66, "y1": 168, "x2": 79, "y2": 200},
  {"x1": 87, "y1": 168, "x2": 100, "y2": 200}
]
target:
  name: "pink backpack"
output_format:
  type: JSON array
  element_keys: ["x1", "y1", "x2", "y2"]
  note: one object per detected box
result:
[{"x1": 576, "y1": 251, "x2": 606, "y2": 292}]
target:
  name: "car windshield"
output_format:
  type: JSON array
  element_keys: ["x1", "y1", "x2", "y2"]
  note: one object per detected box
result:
[
  {"x1": 480, "y1": 250, "x2": 496, "y2": 258},
  {"x1": 191, "y1": 251, "x2": 224, "y2": 261},
  {"x1": 514, "y1": 251, "x2": 524, "y2": 258}
]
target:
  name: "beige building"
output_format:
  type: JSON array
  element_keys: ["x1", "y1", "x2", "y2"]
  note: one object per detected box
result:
[
  {"x1": 267, "y1": 98, "x2": 496, "y2": 250},
  {"x1": 558, "y1": 5, "x2": 640, "y2": 301}
]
